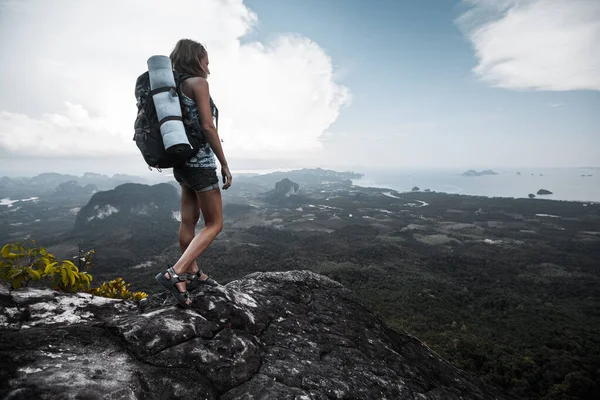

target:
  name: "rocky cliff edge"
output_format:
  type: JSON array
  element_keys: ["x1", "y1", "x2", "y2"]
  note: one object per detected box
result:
[{"x1": 0, "y1": 271, "x2": 513, "y2": 400}]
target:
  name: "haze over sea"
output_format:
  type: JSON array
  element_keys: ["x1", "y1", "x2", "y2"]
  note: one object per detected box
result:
[{"x1": 350, "y1": 167, "x2": 600, "y2": 203}]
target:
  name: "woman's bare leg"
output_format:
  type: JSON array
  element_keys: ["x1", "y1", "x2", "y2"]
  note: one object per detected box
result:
[
  {"x1": 169, "y1": 187, "x2": 223, "y2": 300},
  {"x1": 178, "y1": 184, "x2": 201, "y2": 274}
]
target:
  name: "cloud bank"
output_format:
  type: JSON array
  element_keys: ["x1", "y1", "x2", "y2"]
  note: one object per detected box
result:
[
  {"x1": 0, "y1": 0, "x2": 350, "y2": 162},
  {"x1": 457, "y1": 0, "x2": 600, "y2": 91}
]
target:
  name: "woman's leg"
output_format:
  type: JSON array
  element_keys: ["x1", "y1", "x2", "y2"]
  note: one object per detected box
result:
[
  {"x1": 178, "y1": 184, "x2": 201, "y2": 274},
  {"x1": 169, "y1": 187, "x2": 223, "y2": 297}
]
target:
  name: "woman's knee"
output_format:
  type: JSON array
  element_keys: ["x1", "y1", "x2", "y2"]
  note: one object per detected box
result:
[
  {"x1": 206, "y1": 220, "x2": 223, "y2": 234},
  {"x1": 181, "y1": 214, "x2": 200, "y2": 227}
]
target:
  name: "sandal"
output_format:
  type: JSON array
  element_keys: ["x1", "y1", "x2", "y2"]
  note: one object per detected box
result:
[
  {"x1": 155, "y1": 267, "x2": 192, "y2": 308},
  {"x1": 186, "y1": 270, "x2": 219, "y2": 291}
]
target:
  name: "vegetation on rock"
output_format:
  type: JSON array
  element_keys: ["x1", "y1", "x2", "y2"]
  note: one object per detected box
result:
[{"x1": 0, "y1": 240, "x2": 146, "y2": 301}]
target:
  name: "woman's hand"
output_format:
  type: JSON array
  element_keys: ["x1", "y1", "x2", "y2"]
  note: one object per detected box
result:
[{"x1": 221, "y1": 165, "x2": 232, "y2": 190}]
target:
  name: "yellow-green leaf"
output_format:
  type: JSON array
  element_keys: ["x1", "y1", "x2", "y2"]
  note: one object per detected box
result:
[
  {"x1": 65, "y1": 268, "x2": 74, "y2": 286},
  {"x1": 44, "y1": 262, "x2": 57, "y2": 275},
  {"x1": 27, "y1": 268, "x2": 41, "y2": 280},
  {"x1": 61, "y1": 269, "x2": 68, "y2": 287}
]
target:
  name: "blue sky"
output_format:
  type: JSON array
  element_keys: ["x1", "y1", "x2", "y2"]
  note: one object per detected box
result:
[
  {"x1": 0, "y1": 0, "x2": 598, "y2": 177},
  {"x1": 244, "y1": 0, "x2": 600, "y2": 169}
]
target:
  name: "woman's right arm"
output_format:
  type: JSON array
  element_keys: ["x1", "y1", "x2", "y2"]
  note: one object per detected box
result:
[{"x1": 191, "y1": 77, "x2": 232, "y2": 189}]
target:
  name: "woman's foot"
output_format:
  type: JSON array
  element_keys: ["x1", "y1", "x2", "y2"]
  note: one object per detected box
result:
[
  {"x1": 155, "y1": 267, "x2": 192, "y2": 307},
  {"x1": 187, "y1": 269, "x2": 219, "y2": 291}
]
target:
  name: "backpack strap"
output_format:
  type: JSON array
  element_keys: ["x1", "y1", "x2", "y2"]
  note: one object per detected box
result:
[
  {"x1": 150, "y1": 86, "x2": 177, "y2": 97},
  {"x1": 176, "y1": 71, "x2": 220, "y2": 131},
  {"x1": 158, "y1": 115, "x2": 183, "y2": 127},
  {"x1": 178, "y1": 73, "x2": 193, "y2": 83},
  {"x1": 210, "y1": 97, "x2": 219, "y2": 131}
]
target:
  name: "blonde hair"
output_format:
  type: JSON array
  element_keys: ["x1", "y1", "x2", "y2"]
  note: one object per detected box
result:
[{"x1": 169, "y1": 39, "x2": 208, "y2": 77}]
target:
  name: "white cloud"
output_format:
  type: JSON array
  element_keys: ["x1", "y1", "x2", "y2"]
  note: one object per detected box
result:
[
  {"x1": 0, "y1": 103, "x2": 130, "y2": 156},
  {"x1": 457, "y1": 0, "x2": 600, "y2": 91},
  {"x1": 0, "y1": 0, "x2": 350, "y2": 163}
]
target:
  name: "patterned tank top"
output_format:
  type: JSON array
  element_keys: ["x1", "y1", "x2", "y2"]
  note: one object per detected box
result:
[{"x1": 179, "y1": 86, "x2": 217, "y2": 169}]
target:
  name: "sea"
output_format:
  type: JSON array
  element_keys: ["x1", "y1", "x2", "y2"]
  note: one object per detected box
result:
[{"x1": 349, "y1": 167, "x2": 600, "y2": 203}]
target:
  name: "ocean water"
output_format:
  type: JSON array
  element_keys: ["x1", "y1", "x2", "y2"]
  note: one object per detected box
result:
[{"x1": 351, "y1": 168, "x2": 600, "y2": 203}]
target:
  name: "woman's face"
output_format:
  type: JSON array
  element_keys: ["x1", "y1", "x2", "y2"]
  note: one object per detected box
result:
[{"x1": 200, "y1": 54, "x2": 210, "y2": 78}]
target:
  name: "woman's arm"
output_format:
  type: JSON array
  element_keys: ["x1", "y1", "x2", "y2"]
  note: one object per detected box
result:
[{"x1": 191, "y1": 77, "x2": 232, "y2": 189}]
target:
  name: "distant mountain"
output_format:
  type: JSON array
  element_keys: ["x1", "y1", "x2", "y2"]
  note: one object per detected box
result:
[
  {"x1": 75, "y1": 183, "x2": 178, "y2": 231},
  {"x1": 0, "y1": 172, "x2": 149, "y2": 198},
  {"x1": 31, "y1": 172, "x2": 81, "y2": 187},
  {"x1": 73, "y1": 183, "x2": 181, "y2": 273},
  {"x1": 50, "y1": 181, "x2": 97, "y2": 200},
  {"x1": 242, "y1": 168, "x2": 362, "y2": 188},
  {"x1": 461, "y1": 169, "x2": 498, "y2": 177},
  {"x1": 0, "y1": 173, "x2": 79, "y2": 197},
  {"x1": 264, "y1": 178, "x2": 300, "y2": 203},
  {"x1": 274, "y1": 178, "x2": 299, "y2": 198}
]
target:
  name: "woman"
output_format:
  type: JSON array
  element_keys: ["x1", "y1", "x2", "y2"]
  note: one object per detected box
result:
[{"x1": 156, "y1": 39, "x2": 232, "y2": 307}]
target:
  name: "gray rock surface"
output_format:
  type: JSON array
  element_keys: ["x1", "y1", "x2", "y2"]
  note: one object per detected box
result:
[{"x1": 0, "y1": 271, "x2": 513, "y2": 399}]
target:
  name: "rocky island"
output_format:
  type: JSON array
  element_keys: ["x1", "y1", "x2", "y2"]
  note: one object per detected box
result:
[
  {"x1": 461, "y1": 170, "x2": 498, "y2": 177},
  {"x1": 536, "y1": 189, "x2": 553, "y2": 195}
]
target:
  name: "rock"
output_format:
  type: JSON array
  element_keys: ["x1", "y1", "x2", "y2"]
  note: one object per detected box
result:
[
  {"x1": 528, "y1": 193, "x2": 536, "y2": 199},
  {"x1": 412, "y1": 186, "x2": 420, "y2": 191},
  {"x1": 536, "y1": 189, "x2": 553, "y2": 195},
  {"x1": 0, "y1": 271, "x2": 513, "y2": 399}
]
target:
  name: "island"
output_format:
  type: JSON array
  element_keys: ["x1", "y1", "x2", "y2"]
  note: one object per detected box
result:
[{"x1": 461, "y1": 169, "x2": 498, "y2": 177}]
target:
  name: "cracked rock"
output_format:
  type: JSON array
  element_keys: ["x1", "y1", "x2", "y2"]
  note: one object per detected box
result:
[{"x1": 0, "y1": 270, "x2": 514, "y2": 399}]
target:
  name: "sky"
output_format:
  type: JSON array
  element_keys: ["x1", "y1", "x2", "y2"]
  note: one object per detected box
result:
[{"x1": 0, "y1": 0, "x2": 598, "y2": 178}]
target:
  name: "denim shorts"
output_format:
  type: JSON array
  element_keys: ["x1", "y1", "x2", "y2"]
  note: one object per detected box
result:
[{"x1": 173, "y1": 167, "x2": 220, "y2": 192}]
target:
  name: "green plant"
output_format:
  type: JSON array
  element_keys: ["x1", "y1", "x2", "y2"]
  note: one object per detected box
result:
[
  {"x1": 0, "y1": 241, "x2": 45, "y2": 289},
  {"x1": 0, "y1": 240, "x2": 93, "y2": 292},
  {"x1": 88, "y1": 277, "x2": 148, "y2": 301},
  {"x1": 1, "y1": 241, "x2": 148, "y2": 301}
]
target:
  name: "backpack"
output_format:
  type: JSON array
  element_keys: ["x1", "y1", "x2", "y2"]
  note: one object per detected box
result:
[{"x1": 133, "y1": 70, "x2": 217, "y2": 170}]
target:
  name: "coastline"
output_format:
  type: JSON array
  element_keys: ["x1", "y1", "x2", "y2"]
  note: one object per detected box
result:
[{"x1": 350, "y1": 171, "x2": 600, "y2": 203}]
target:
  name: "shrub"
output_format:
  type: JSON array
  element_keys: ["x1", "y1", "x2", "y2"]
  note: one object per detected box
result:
[
  {"x1": 88, "y1": 277, "x2": 148, "y2": 301},
  {"x1": 0, "y1": 240, "x2": 92, "y2": 292},
  {"x1": 0, "y1": 241, "x2": 147, "y2": 301}
]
